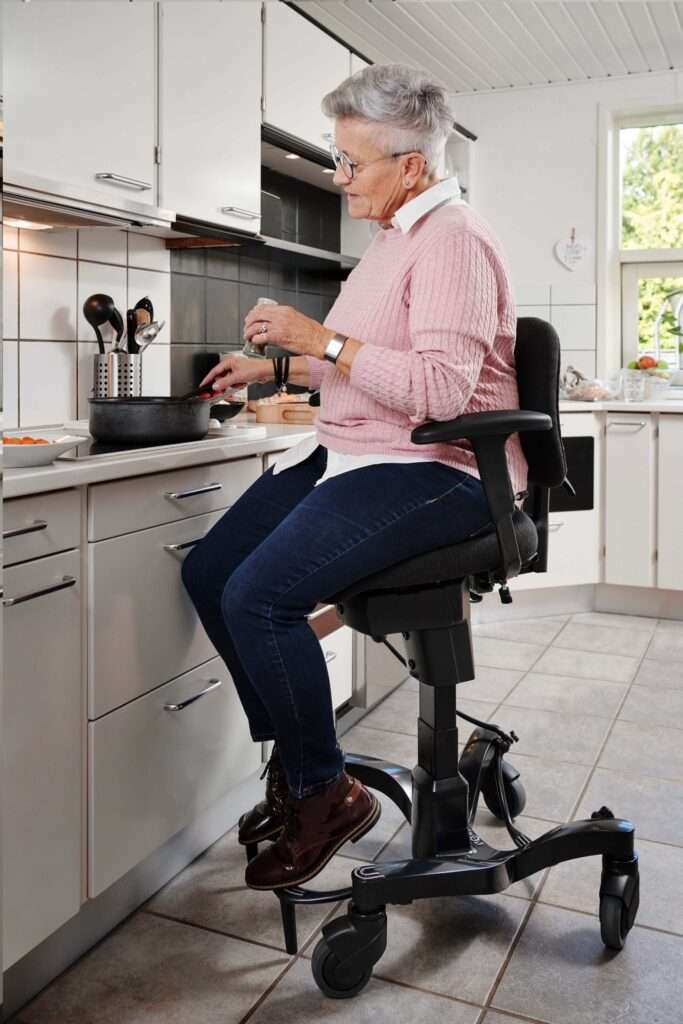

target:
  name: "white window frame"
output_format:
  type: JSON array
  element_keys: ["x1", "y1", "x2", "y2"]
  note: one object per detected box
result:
[{"x1": 597, "y1": 104, "x2": 683, "y2": 376}]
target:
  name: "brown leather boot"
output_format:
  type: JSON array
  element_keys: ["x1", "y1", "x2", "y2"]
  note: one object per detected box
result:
[
  {"x1": 245, "y1": 770, "x2": 381, "y2": 890},
  {"x1": 238, "y1": 747, "x2": 288, "y2": 846}
]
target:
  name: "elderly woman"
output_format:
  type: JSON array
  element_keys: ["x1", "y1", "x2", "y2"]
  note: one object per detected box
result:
[{"x1": 183, "y1": 63, "x2": 526, "y2": 891}]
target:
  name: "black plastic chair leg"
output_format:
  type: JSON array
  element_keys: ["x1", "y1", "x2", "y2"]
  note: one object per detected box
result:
[{"x1": 278, "y1": 894, "x2": 299, "y2": 954}]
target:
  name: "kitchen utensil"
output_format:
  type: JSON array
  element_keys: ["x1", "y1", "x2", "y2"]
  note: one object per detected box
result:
[
  {"x1": 242, "y1": 297, "x2": 289, "y2": 359},
  {"x1": 210, "y1": 400, "x2": 244, "y2": 422},
  {"x1": 89, "y1": 396, "x2": 211, "y2": 445},
  {"x1": 3, "y1": 431, "x2": 83, "y2": 468},
  {"x1": 83, "y1": 293, "x2": 115, "y2": 355},
  {"x1": 110, "y1": 306, "x2": 125, "y2": 352},
  {"x1": 134, "y1": 295, "x2": 154, "y2": 326},
  {"x1": 136, "y1": 319, "x2": 166, "y2": 353},
  {"x1": 93, "y1": 352, "x2": 142, "y2": 398},
  {"x1": 178, "y1": 383, "x2": 215, "y2": 401},
  {"x1": 126, "y1": 309, "x2": 139, "y2": 354}
]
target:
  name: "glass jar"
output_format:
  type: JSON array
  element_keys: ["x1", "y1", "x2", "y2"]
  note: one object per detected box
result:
[{"x1": 621, "y1": 369, "x2": 647, "y2": 402}]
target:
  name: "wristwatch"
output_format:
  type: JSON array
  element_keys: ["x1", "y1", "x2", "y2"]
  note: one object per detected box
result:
[{"x1": 323, "y1": 333, "x2": 348, "y2": 364}]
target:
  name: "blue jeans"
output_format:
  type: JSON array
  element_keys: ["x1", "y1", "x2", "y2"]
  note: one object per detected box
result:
[{"x1": 181, "y1": 445, "x2": 491, "y2": 798}]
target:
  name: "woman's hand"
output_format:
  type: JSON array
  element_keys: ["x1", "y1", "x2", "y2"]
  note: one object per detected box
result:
[
  {"x1": 200, "y1": 354, "x2": 270, "y2": 394},
  {"x1": 243, "y1": 304, "x2": 334, "y2": 358}
]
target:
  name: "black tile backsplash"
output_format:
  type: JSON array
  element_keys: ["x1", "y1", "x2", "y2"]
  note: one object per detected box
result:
[{"x1": 170, "y1": 168, "x2": 345, "y2": 398}]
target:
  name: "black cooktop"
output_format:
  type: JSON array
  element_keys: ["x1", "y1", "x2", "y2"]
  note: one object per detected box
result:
[{"x1": 59, "y1": 436, "x2": 221, "y2": 460}]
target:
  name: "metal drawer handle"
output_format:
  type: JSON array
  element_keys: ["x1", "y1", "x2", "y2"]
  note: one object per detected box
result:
[
  {"x1": 324, "y1": 650, "x2": 337, "y2": 663},
  {"x1": 220, "y1": 206, "x2": 260, "y2": 220},
  {"x1": 164, "y1": 483, "x2": 223, "y2": 500},
  {"x1": 95, "y1": 172, "x2": 152, "y2": 191},
  {"x1": 548, "y1": 522, "x2": 565, "y2": 533},
  {"x1": 164, "y1": 678, "x2": 222, "y2": 711},
  {"x1": 3, "y1": 575, "x2": 76, "y2": 607},
  {"x1": 607, "y1": 421, "x2": 646, "y2": 430},
  {"x1": 164, "y1": 538, "x2": 204, "y2": 555},
  {"x1": 3, "y1": 519, "x2": 48, "y2": 540}
]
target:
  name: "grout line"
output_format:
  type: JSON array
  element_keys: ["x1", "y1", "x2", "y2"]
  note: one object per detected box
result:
[
  {"x1": 142, "y1": 907, "x2": 294, "y2": 957},
  {"x1": 531, "y1": 897, "x2": 683, "y2": 941}
]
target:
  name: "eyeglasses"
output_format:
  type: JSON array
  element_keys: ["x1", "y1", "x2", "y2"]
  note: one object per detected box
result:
[{"x1": 328, "y1": 142, "x2": 419, "y2": 181}]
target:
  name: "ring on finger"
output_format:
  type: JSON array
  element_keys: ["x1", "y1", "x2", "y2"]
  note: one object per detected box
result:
[{"x1": 259, "y1": 323, "x2": 268, "y2": 335}]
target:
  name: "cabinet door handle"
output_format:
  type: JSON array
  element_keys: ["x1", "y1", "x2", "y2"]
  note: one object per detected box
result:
[
  {"x1": 548, "y1": 522, "x2": 565, "y2": 532},
  {"x1": 164, "y1": 678, "x2": 222, "y2": 711},
  {"x1": 164, "y1": 483, "x2": 223, "y2": 500},
  {"x1": 220, "y1": 206, "x2": 260, "y2": 220},
  {"x1": 95, "y1": 172, "x2": 152, "y2": 191},
  {"x1": 3, "y1": 575, "x2": 77, "y2": 607},
  {"x1": 324, "y1": 650, "x2": 337, "y2": 663},
  {"x1": 606, "y1": 421, "x2": 647, "y2": 430},
  {"x1": 164, "y1": 538, "x2": 204, "y2": 555},
  {"x1": 3, "y1": 519, "x2": 48, "y2": 540}
]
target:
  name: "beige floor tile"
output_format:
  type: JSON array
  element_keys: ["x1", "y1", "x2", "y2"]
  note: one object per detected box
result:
[
  {"x1": 456, "y1": 666, "x2": 525, "y2": 704},
  {"x1": 474, "y1": 637, "x2": 546, "y2": 672},
  {"x1": 492, "y1": 707, "x2": 611, "y2": 766},
  {"x1": 506, "y1": 753, "x2": 591, "y2": 822},
  {"x1": 20, "y1": 912, "x2": 290, "y2": 1024},
  {"x1": 599, "y1": 720, "x2": 683, "y2": 782},
  {"x1": 532, "y1": 645, "x2": 638, "y2": 684},
  {"x1": 553, "y1": 621, "x2": 652, "y2": 659},
  {"x1": 540, "y1": 836, "x2": 683, "y2": 935},
  {"x1": 503, "y1": 671, "x2": 626, "y2": 718},
  {"x1": 633, "y1": 658, "x2": 683, "y2": 692},
  {"x1": 656, "y1": 618, "x2": 683, "y2": 631},
  {"x1": 646, "y1": 629, "x2": 683, "y2": 663},
  {"x1": 472, "y1": 615, "x2": 567, "y2": 646},
  {"x1": 492, "y1": 903, "x2": 683, "y2": 1024},
  {"x1": 572, "y1": 611, "x2": 658, "y2": 633},
  {"x1": 249, "y1": 956, "x2": 481, "y2": 1024},
  {"x1": 361, "y1": 688, "x2": 497, "y2": 737},
  {"x1": 341, "y1": 723, "x2": 417, "y2": 768},
  {"x1": 576, "y1": 768, "x2": 683, "y2": 847},
  {"x1": 619, "y1": 685, "x2": 683, "y2": 729}
]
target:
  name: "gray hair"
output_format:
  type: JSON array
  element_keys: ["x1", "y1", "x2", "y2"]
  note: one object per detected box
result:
[{"x1": 321, "y1": 64, "x2": 454, "y2": 173}]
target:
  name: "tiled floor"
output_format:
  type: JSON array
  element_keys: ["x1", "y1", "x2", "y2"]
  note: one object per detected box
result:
[{"x1": 16, "y1": 612, "x2": 683, "y2": 1024}]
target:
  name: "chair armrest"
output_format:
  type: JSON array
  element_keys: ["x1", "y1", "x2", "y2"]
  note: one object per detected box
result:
[{"x1": 410, "y1": 409, "x2": 551, "y2": 446}]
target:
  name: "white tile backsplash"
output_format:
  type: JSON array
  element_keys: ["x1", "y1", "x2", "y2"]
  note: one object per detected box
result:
[
  {"x1": 19, "y1": 342, "x2": 77, "y2": 426},
  {"x1": 78, "y1": 228, "x2": 127, "y2": 266},
  {"x1": 516, "y1": 304, "x2": 550, "y2": 323},
  {"x1": 551, "y1": 304, "x2": 596, "y2": 350},
  {"x1": 77, "y1": 341, "x2": 100, "y2": 418},
  {"x1": 551, "y1": 282, "x2": 596, "y2": 305},
  {"x1": 3, "y1": 341, "x2": 19, "y2": 428},
  {"x1": 561, "y1": 349, "x2": 596, "y2": 379},
  {"x1": 19, "y1": 228, "x2": 77, "y2": 259},
  {"x1": 20, "y1": 253, "x2": 78, "y2": 341},
  {"x1": 77, "y1": 261, "x2": 127, "y2": 343},
  {"x1": 141, "y1": 342, "x2": 171, "y2": 397},
  {"x1": 3, "y1": 226, "x2": 19, "y2": 250},
  {"x1": 3, "y1": 249, "x2": 19, "y2": 340},
  {"x1": 128, "y1": 267, "x2": 171, "y2": 342},
  {"x1": 514, "y1": 284, "x2": 551, "y2": 306},
  {"x1": 128, "y1": 232, "x2": 170, "y2": 273}
]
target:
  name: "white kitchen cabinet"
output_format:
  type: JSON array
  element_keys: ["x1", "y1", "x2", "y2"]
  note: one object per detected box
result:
[
  {"x1": 159, "y1": 2, "x2": 262, "y2": 232},
  {"x1": 323, "y1": 624, "x2": 354, "y2": 711},
  {"x1": 89, "y1": 656, "x2": 261, "y2": 896},
  {"x1": 4, "y1": 488, "x2": 80, "y2": 567},
  {"x1": 657, "y1": 415, "x2": 683, "y2": 591},
  {"x1": 88, "y1": 509, "x2": 228, "y2": 718},
  {"x1": 3, "y1": 550, "x2": 82, "y2": 967},
  {"x1": 263, "y1": 2, "x2": 350, "y2": 152},
  {"x1": 604, "y1": 414, "x2": 656, "y2": 587},
  {"x1": 4, "y1": 2, "x2": 156, "y2": 205}
]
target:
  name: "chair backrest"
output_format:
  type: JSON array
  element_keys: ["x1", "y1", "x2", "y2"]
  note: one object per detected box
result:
[{"x1": 515, "y1": 317, "x2": 567, "y2": 488}]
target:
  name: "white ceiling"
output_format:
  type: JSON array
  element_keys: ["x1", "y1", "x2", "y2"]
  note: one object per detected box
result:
[{"x1": 293, "y1": 1, "x2": 683, "y2": 94}]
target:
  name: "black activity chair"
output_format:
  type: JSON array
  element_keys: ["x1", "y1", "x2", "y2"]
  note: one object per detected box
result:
[{"x1": 244, "y1": 317, "x2": 640, "y2": 999}]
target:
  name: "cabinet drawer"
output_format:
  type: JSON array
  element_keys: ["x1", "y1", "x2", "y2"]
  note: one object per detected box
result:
[
  {"x1": 3, "y1": 551, "x2": 82, "y2": 966},
  {"x1": 89, "y1": 657, "x2": 261, "y2": 896},
  {"x1": 88, "y1": 457, "x2": 261, "y2": 540},
  {"x1": 322, "y1": 625, "x2": 354, "y2": 711},
  {"x1": 88, "y1": 510, "x2": 224, "y2": 718},
  {"x1": 4, "y1": 489, "x2": 80, "y2": 566}
]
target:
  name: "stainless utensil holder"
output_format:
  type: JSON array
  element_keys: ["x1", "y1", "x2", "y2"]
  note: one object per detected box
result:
[{"x1": 93, "y1": 352, "x2": 142, "y2": 398}]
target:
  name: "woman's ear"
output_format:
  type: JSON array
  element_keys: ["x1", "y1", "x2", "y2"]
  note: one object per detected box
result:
[{"x1": 402, "y1": 152, "x2": 428, "y2": 188}]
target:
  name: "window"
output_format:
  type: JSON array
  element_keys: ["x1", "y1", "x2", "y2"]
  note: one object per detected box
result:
[{"x1": 619, "y1": 117, "x2": 683, "y2": 368}]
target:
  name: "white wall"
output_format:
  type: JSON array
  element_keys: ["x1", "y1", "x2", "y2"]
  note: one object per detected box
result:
[{"x1": 451, "y1": 70, "x2": 683, "y2": 378}]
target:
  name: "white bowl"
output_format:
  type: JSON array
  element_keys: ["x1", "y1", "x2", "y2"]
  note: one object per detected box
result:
[{"x1": 3, "y1": 432, "x2": 83, "y2": 468}]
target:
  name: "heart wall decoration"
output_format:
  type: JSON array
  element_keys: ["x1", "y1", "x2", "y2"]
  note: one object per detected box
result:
[{"x1": 554, "y1": 228, "x2": 589, "y2": 271}]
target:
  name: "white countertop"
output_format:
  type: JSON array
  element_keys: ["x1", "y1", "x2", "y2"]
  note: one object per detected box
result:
[
  {"x1": 559, "y1": 398, "x2": 683, "y2": 413},
  {"x1": 5, "y1": 420, "x2": 316, "y2": 500}
]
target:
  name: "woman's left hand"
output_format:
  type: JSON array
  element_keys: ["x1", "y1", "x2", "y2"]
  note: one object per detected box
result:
[{"x1": 243, "y1": 304, "x2": 334, "y2": 358}]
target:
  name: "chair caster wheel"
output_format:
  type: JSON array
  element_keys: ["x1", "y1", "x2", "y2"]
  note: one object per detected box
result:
[
  {"x1": 481, "y1": 760, "x2": 527, "y2": 820},
  {"x1": 311, "y1": 937, "x2": 373, "y2": 999},
  {"x1": 600, "y1": 859, "x2": 640, "y2": 951}
]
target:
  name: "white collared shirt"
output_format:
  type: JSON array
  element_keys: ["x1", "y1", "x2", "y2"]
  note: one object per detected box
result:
[{"x1": 271, "y1": 177, "x2": 465, "y2": 486}]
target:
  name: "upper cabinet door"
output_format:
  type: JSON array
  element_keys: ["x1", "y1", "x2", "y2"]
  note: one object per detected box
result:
[
  {"x1": 4, "y1": 2, "x2": 156, "y2": 205},
  {"x1": 159, "y1": 2, "x2": 262, "y2": 233},
  {"x1": 263, "y1": 2, "x2": 350, "y2": 152}
]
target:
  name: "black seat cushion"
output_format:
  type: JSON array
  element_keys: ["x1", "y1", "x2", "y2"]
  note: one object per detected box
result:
[{"x1": 325, "y1": 509, "x2": 538, "y2": 604}]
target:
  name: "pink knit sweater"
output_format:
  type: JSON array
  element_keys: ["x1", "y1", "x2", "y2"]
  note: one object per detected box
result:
[{"x1": 306, "y1": 202, "x2": 528, "y2": 497}]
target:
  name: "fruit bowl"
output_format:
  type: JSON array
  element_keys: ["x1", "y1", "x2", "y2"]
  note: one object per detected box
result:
[{"x1": 623, "y1": 358, "x2": 672, "y2": 401}]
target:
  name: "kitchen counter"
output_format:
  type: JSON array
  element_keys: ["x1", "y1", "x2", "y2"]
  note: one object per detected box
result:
[
  {"x1": 5, "y1": 420, "x2": 316, "y2": 499},
  {"x1": 559, "y1": 397, "x2": 683, "y2": 413}
]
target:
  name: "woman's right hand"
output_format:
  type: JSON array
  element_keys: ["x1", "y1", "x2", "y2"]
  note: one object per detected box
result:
[{"x1": 200, "y1": 355, "x2": 271, "y2": 395}]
